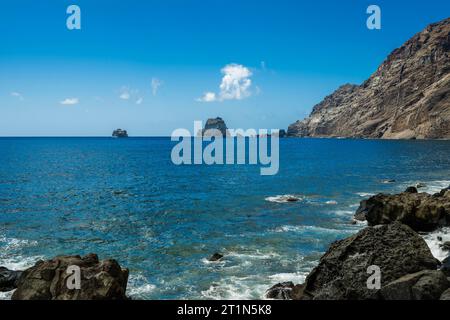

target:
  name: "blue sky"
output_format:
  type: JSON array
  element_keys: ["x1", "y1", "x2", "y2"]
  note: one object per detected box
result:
[{"x1": 1, "y1": 0, "x2": 449, "y2": 136}]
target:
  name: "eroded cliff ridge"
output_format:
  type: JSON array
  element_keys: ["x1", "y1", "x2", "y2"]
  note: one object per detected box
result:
[{"x1": 288, "y1": 17, "x2": 450, "y2": 139}]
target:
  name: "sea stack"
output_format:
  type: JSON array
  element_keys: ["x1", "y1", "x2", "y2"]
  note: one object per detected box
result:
[
  {"x1": 112, "y1": 129, "x2": 128, "y2": 138},
  {"x1": 201, "y1": 117, "x2": 229, "y2": 137}
]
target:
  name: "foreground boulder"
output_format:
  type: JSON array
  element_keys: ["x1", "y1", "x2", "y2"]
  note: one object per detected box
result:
[
  {"x1": 301, "y1": 223, "x2": 439, "y2": 300},
  {"x1": 12, "y1": 254, "x2": 128, "y2": 300},
  {"x1": 0, "y1": 267, "x2": 22, "y2": 292},
  {"x1": 380, "y1": 270, "x2": 449, "y2": 300},
  {"x1": 354, "y1": 188, "x2": 450, "y2": 231}
]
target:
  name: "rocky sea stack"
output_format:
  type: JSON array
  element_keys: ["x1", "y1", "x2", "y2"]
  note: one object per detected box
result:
[
  {"x1": 201, "y1": 117, "x2": 229, "y2": 137},
  {"x1": 112, "y1": 129, "x2": 128, "y2": 138},
  {"x1": 288, "y1": 17, "x2": 450, "y2": 139}
]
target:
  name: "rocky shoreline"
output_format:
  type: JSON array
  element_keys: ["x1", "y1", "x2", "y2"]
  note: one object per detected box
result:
[
  {"x1": 267, "y1": 185, "x2": 450, "y2": 300},
  {"x1": 2, "y1": 186, "x2": 450, "y2": 300}
]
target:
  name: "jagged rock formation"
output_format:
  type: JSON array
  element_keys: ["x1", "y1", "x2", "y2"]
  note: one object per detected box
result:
[
  {"x1": 201, "y1": 117, "x2": 229, "y2": 137},
  {"x1": 288, "y1": 17, "x2": 450, "y2": 139},
  {"x1": 112, "y1": 129, "x2": 128, "y2": 138}
]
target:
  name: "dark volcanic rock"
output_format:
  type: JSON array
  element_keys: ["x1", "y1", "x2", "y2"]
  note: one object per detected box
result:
[
  {"x1": 0, "y1": 267, "x2": 22, "y2": 292},
  {"x1": 266, "y1": 282, "x2": 305, "y2": 300},
  {"x1": 441, "y1": 241, "x2": 450, "y2": 251},
  {"x1": 208, "y1": 253, "x2": 223, "y2": 262},
  {"x1": 440, "y1": 256, "x2": 450, "y2": 276},
  {"x1": 112, "y1": 129, "x2": 128, "y2": 138},
  {"x1": 302, "y1": 223, "x2": 439, "y2": 300},
  {"x1": 202, "y1": 117, "x2": 229, "y2": 137},
  {"x1": 380, "y1": 270, "x2": 450, "y2": 300},
  {"x1": 440, "y1": 288, "x2": 450, "y2": 300},
  {"x1": 12, "y1": 254, "x2": 128, "y2": 300},
  {"x1": 288, "y1": 17, "x2": 450, "y2": 139},
  {"x1": 354, "y1": 189, "x2": 450, "y2": 231},
  {"x1": 405, "y1": 186, "x2": 418, "y2": 194}
]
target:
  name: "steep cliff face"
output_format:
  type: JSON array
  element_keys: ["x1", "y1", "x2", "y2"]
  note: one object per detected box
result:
[{"x1": 288, "y1": 17, "x2": 450, "y2": 139}]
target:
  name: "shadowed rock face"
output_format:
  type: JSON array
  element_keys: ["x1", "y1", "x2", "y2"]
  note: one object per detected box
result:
[
  {"x1": 0, "y1": 267, "x2": 22, "y2": 292},
  {"x1": 302, "y1": 223, "x2": 439, "y2": 300},
  {"x1": 288, "y1": 17, "x2": 450, "y2": 139},
  {"x1": 12, "y1": 254, "x2": 129, "y2": 300},
  {"x1": 380, "y1": 270, "x2": 450, "y2": 300}
]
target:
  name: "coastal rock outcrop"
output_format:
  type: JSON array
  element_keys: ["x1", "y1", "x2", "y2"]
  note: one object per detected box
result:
[
  {"x1": 301, "y1": 223, "x2": 439, "y2": 300},
  {"x1": 0, "y1": 267, "x2": 22, "y2": 292},
  {"x1": 288, "y1": 17, "x2": 450, "y2": 139},
  {"x1": 354, "y1": 188, "x2": 450, "y2": 231},
  {"x1": 380, "y1": 270, "x2": 449, "y2": 300},
  {"x1": 12, "y1": 254, "x2": 129, "y2": 300},
  {"x1": 201, "y1": 117, "x2": 229, "y2": 137}
]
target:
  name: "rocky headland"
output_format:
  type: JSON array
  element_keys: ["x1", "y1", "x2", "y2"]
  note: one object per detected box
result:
[
  {"x1": 288, "y1": 17, "x2": 450, "y2": 139},
  {"x1": 267, "y1": 185, "x2": 450, "y2": 300}
]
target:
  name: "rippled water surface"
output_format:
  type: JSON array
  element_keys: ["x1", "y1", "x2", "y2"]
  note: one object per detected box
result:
[{"x1": 1, "y1": 137, "x2": 450, "y2": 299}]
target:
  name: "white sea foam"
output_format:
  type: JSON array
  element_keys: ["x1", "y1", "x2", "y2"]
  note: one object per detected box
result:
[
  {"x1": 356, "y1": 192, "x2": 375, "y2": 198},
  {"x1": 270, "y1": 225, "x2": 353, "y2": 235},
  {"x1": 0, "y1": 290, "x2": 15, "y2": 300},
  {"x1": 200, "y1": 275, "x2": 273, "y2": 300},
  {"x1": 422, "y1": 227, "x2": 450, "y2": 262},
  {"x1": 127, "y1": 273, "x2": 156, "y2": 299},
  {"x1": 268, "y1": 272, "x2": 307, "y2": 284},
  {"x1": 333, "y1": 210, "x2": 354, "y2": 216},
  {"x1": 413, "y1": 180, "x2": 449, "y2": 195},
  {"x1": 326, "y1": 200, "x2": 338, "y2": 205},
  {"x1": 265, "y1": 194, "x2": 303, "y2": 203}
]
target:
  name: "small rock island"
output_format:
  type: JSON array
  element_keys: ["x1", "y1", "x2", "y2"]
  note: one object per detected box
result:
[
  {"x1": 201, "y1": 117, "x2": 229, "y2": 137},
  {"x1": 112, "y1": 129, "x2": 128, "y2": 138}
]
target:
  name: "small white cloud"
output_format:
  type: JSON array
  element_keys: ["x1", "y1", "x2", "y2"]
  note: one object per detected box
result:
[
  {"x1": 119, "y1": 87, "x2": 131, "y2": 100},
  {"x1": 197, "y1": 63, "x2": 253, "y2": 102},
  {"x1": 136, "y1": 97, "x2": 143, "y2": 105},
  {"x1": 197, "y1": 92, "x2": 217, "y2": 102},
  {"x1": 11, "y1": 92, "x2": 24, "y2": 100},
  {"x1": 60, "y1": 98, "x2": 79, "y2": 105},
  {"x1": 151, "y1": 78, "x2": 163, "y2": 96}
]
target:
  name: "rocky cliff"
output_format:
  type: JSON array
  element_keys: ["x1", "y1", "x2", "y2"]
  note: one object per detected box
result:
[{"x1": 288, "y1": 17, "x2": 450, "y2": 139}]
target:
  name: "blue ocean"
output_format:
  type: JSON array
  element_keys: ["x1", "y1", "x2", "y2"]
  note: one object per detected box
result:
[{"x1": 1, "y1": 137, "x2": 450, "y2": 299}]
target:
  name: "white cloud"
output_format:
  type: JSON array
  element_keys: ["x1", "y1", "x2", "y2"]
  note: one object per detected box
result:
[
  {"x1": 197, "y1": 63, "x2": 253, "y2": 102},
  {"x1": 11, "y1": 92, "x2": 24, "y2": 100},
  {"x1": 60, "y1": 98, "x2": 79, "y2": 105},
  {"x1": 197, "y1": 92, "x2": 217, "y2": 102},
  {"x1": 119, "y1": 87, "x2": 131, "y2": 100},
  {"x1": 151, "y1": 78, "x2": 163, "y2": 96}
]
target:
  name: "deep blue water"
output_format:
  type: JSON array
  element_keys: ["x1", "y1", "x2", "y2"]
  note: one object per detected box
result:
[{"x1": 1, "y1": 137, "x2": 450, "y2": 299}]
